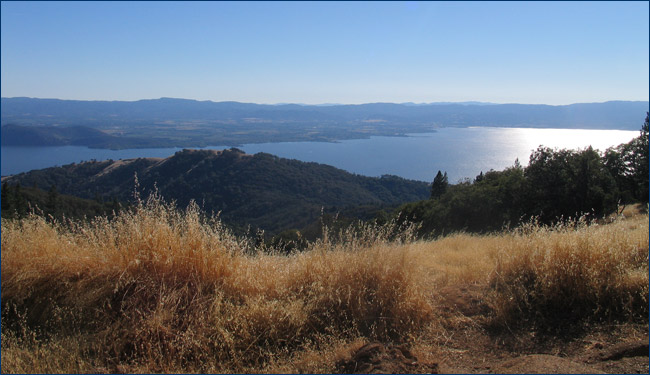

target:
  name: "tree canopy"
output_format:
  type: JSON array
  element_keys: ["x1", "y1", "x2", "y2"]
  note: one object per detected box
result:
[{"x1": 399, "y1": 113, "x2": 649, "y2": 236}]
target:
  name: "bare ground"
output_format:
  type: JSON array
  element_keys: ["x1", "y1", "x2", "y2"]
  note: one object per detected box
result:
[{"x1": 339, "y1": 284, "x2": 648, "y2": 374}]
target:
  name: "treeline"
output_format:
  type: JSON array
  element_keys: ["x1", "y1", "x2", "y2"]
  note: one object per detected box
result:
[
  {"x1": 1, "y1": 182, "x2": 123, "y2": 221},
  {"x1": 398, "y1": 113, "x2": 649, "y2": 236}
]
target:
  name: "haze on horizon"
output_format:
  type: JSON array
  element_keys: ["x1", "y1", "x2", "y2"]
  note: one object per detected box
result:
[{"x1": 1, "y1": 1, "x2": 648, "y2": 106}]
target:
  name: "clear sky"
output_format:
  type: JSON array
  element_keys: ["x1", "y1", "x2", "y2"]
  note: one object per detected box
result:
[{"x1": 1, "y1": 1, "x2": 648, "y2": 105}]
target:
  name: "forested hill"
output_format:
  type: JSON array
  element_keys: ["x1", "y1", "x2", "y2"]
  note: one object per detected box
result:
[{"x1": 2, "y1": 148, "x2": 430, "y2": 234}]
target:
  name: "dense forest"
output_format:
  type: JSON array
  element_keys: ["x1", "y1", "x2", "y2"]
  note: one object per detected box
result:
[
  {"x1": 1, "y1": 182, "x2": 121, "y2": 221},
  {"x1": 397, "y1": 113, "x2": 649, "y2": 236},
  {"x1": 1, "y1": 148, "x2": 430, "y2": 236}
]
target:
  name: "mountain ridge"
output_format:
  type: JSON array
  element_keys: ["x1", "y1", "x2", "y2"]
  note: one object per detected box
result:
[
  {"x1": 3, "y1": 97, "x2": 647, "y2": 149},
  {"x1": 3, "y1": 96, "x2": 645, "y2": 106},
  {"x1": 2, "y1": 148, "x2": 431, "y2": 235},
  {"x1": 3, "y1": 97, "x2": 647, "y2": 127}
]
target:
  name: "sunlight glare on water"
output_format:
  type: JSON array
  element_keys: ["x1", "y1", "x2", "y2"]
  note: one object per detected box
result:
[
  {"x1": 1, "y1": 127, "x2": 640, "y2": 183},
  {"x1": 514, "y1": 128, "x2": 640, "y2": 153}
]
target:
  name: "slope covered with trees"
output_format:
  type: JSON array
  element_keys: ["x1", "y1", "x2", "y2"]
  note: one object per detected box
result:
[
  {"x1": 0, "y1": 182, "x2": 122, "y2": 221},
  {"x1": 398, "y1": 113, "x2": 649, "y2": 236},
  {"x1": 2, "y1": 148, "x2": 430, "y2": 235}
]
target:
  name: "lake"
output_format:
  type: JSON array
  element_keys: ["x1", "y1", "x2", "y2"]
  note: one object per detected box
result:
[{"x1": 1, "y1": 127, "x2": 639, "y2": 183}]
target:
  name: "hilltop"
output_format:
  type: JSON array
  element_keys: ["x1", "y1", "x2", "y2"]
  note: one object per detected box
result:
[{"x1": 2, "y1": 148, "x2": 430, "y2": 235}]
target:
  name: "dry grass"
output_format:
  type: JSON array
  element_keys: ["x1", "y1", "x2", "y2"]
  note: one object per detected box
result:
[
  {"x1": 489, "y1": 214, "x2": 649, "y2": 330},
  {"x1": 1, "y1": 195, "x2": 432, "y2": 373},
  {"x1": 1, "y1": 196, "x2": 648, "y2": 373}
]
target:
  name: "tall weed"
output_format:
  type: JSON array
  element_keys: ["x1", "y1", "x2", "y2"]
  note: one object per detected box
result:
[
  {"x1": 489, "y1": 215, "x2": 649, "y2": 330},
  {"x1": 1, "y1": 194, "x2": 432, "y2": 372}
]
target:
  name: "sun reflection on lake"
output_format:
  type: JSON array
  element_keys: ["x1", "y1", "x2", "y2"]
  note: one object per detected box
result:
[{"x1": 1, "y1": 127, "x2": 640, "y2": 183}]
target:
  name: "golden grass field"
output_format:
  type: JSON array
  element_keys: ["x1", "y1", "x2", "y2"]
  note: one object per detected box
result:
[{"x1": 1, "y1": 196, "x2": 648, "y2": 373}]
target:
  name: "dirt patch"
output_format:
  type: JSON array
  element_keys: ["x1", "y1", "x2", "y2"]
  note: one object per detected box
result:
[
  {"x1": 337, "y1": 342, "x2": 439, "y2": 374},
  {"x1": 583, "y1": 339, "x2": 650, "y2": 374},
  {"x1": 93, "y1": 157, "x2": 164, "y2": 178},
  {"x1": 425, "y1": 283, "x2": 649, "y2": 374},
  {"x1": 595, "y1": 340, "x2": 649, "y2": 361},
  {"x1": 437, "y1": 284, "x2": 492, "y2": 319},
  {"x1": 492, "y1": 354, "x2": 605, "y2": 374}
]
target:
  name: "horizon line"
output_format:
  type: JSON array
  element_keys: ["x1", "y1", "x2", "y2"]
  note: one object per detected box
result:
[{"x1": 1, "y1": 96, "x2": 649, "y2": 107}]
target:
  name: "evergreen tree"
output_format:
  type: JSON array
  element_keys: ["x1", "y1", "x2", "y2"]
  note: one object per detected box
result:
[
  {"x1": 608, "y1": 112, "x2": 650, "y2": 205},
  {"x1": 604, "y1": 146, "x2": 634, "y2": 204},
  {"x1": 525, "y1": 146, "x2": 617, "y2": 223},
  {"x1": 430, "y1": 170, "x2": 448, "y2": 199}
]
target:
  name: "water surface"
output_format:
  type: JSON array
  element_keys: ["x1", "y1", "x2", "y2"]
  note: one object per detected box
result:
[{"x1": 1, "y1": 127, "x2": 639, "y2": 183}]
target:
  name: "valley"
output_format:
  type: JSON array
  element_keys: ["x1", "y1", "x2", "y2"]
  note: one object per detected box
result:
[
  {"x1": 2, "y1": 2, "x2": 648, "y2": 373},
  {"x1": 2, "y1": 98, "x2": 648, "y2": 149}
]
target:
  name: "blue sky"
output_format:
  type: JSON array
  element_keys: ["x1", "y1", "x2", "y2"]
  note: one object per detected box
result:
[{"x1": 1, "y1": 1, "x2": 648, "y2": 105}]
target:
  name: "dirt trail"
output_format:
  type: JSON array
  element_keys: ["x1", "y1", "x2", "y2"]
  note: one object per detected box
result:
[{"x1": 340, "y1": 283, "x2": 648, "y2": 374}]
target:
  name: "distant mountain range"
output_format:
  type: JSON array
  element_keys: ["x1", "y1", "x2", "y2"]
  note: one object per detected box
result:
[
  {"x1": 1, "y1": 97, "x2": 647, "y2": 149},
  {"x1": 3, "y1": 148, "x2": 430, "y2": 235}
]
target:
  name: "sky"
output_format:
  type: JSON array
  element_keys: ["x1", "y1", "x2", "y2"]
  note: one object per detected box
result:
[{"x1": 1, "y1": 1, "x2": 648, "y2": 105}]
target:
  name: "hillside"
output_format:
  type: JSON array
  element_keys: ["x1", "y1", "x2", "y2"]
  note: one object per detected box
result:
[
  {"x1": 2, "y1": 98, "x2": 647, "y2": 148},
  {"x1": 3, "y1": 97, "x2": 647, "y2": 129},
  {"x1": 0, "y1": 124, "x2": 167, "y2": 148},
  {"x1": 1, "y1": 182, "x2": 122, "y2": 221},
  {"x1": 1, "y1": 196, "x2": 647, "y2": 373},
  {"x1": 2, "y1": 148, "x2": 430, "y2": 234}
]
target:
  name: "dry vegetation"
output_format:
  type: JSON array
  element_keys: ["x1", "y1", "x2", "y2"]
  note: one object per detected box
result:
[{"x1": 1, "y1": 195, "x2": 648, "y2": 373}]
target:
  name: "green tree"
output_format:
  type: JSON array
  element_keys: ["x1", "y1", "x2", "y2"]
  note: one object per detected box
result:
[
  {"x1": 604, "y1": 113, "x2": 650, "y2": 206},
  {"x1": 46, "y1": 184, "x2": 59, "y2": 215},
  {"x1": 525, "y1": 146, "x2": 617, "y2": 223},
  {"x1": 604, "y1": 146, "x2": 633, "y2": 205},
  {"x1": 1, "y1": 182, "x2": 14, "y2": 218},
  {"x1": 573, "y1": 146, "x2": 618, "y2": 218},
  {"x1": 635, "y1": 112, "x2": 649, "y2": 204},
  {"x1": 430, "y1": 170, "x2": 448, "y2": 199},
  {"x1": 12, "y1": 183, "x2": 27, "y2": 218},
  {"x1": 1, "y1": 182, "x2": 10, "y2": 211}
]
